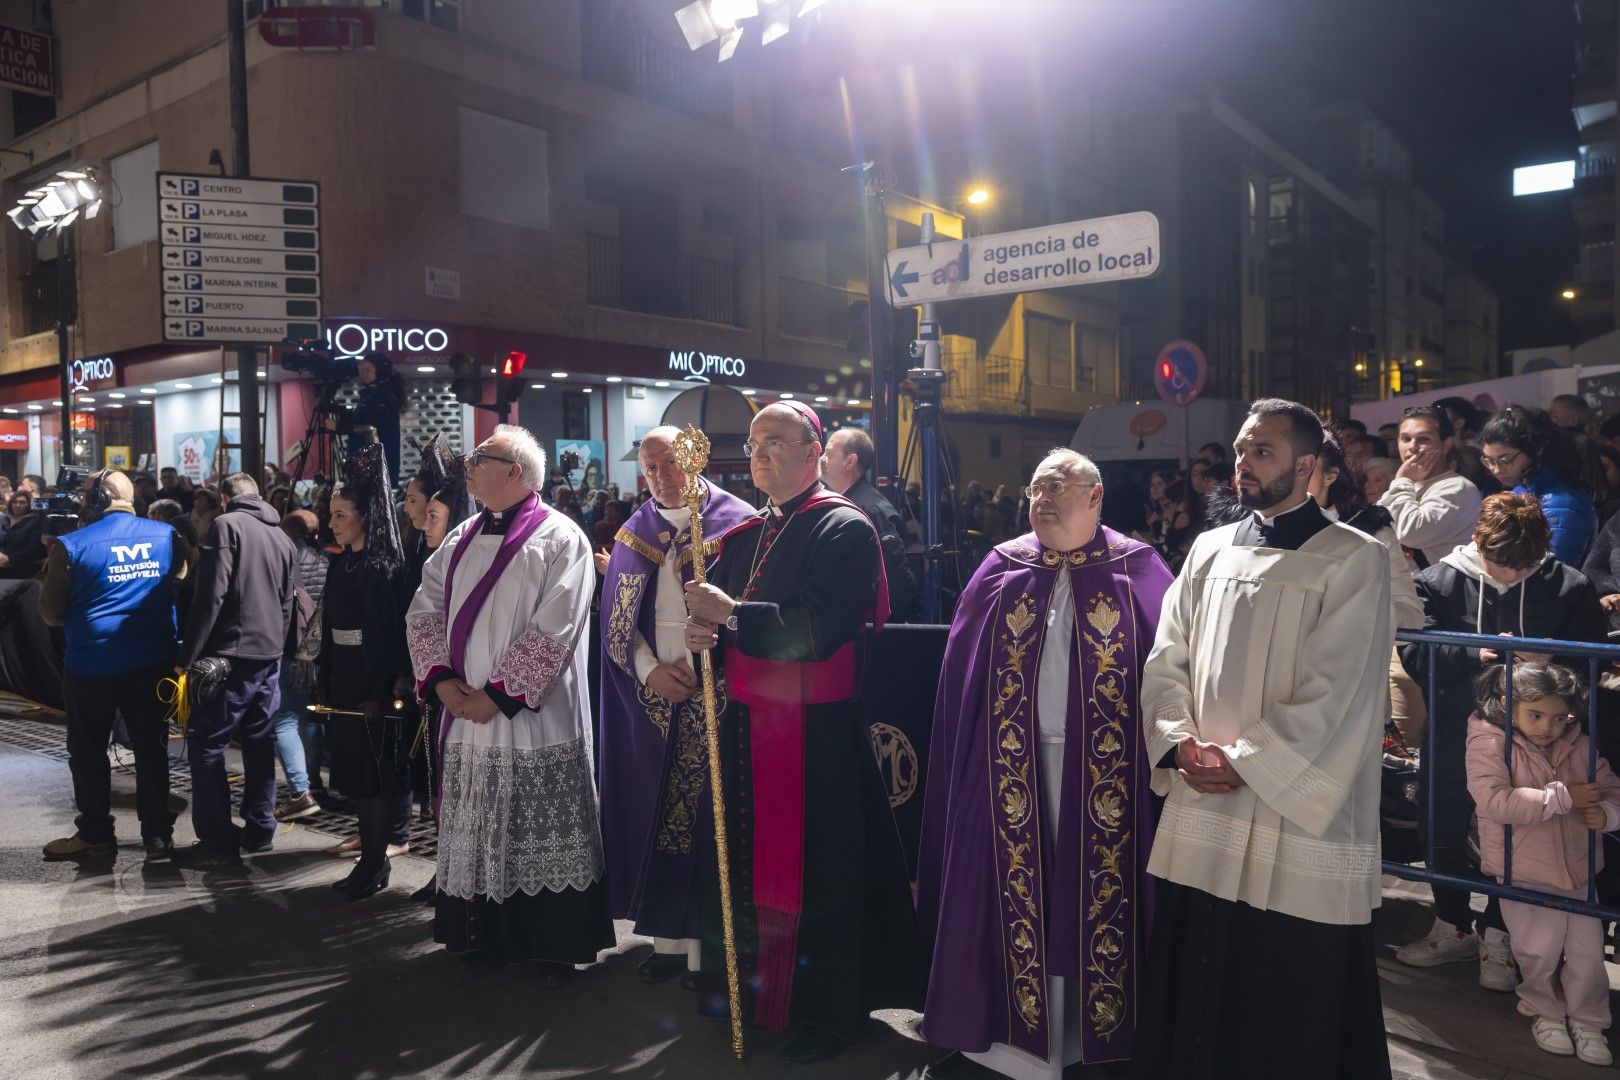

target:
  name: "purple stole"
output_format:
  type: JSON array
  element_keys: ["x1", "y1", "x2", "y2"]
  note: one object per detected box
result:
[
  {"x1": 917, "y1": 527, "x2": 1172, "y2": 1065},
  {"x1": 434, "y1": 492, "x2": 550, "y2": 774}
]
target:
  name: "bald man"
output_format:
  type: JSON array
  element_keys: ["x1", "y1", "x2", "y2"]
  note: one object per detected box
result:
[
  {"x1": 598, "y1": 425, "x2": 754, "y2": 984},
  {"x1": 821, "y1": 427, "x2": 916, "y2": 622},
  {"x1": 40, "y1": 470, "x2": 190, "y2": 861}
]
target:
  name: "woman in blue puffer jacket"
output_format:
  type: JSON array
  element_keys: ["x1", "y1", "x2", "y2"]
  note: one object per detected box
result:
[{"x1": 1479, "y1": 404, "x2": 1597, "y2": 567}]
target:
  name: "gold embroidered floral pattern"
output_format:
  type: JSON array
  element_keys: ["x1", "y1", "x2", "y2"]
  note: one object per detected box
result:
[
  {"x1": 605, "y1": 572, "x2": 646, "y2": 669},
  {"x1": 1081, "y1": 591, "x2": 1133, "y2": 1042},
  {"x1": 991, "y1": 591, "x2": 1045, "y2": 1037},
  {"x1": 654, "y1": 680, "x2": 726, "y2": 855},
  {"x1": 638, "y1": 680, "x2": 672, "y2": 739}
]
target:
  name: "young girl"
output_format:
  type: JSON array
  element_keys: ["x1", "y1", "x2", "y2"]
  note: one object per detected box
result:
[{"x1": 1467, "y1": 662, "x2": 1620, "y2": 1064}]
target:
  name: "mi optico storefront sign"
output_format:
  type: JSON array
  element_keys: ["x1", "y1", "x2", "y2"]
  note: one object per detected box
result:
[
  {"x1": 67, "y1": 356, "x2": 116, "y2": 394},
  {"x1": 668, "y1": 349, "x2": 747, "y2": 381},
  {"x1": 325, "y1": 321, "x2": 452, "y2": 358}
]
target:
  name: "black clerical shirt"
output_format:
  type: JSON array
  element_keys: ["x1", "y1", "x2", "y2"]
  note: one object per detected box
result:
[{"x1": 1231, "y1": 496, "x2": 1331, "y2": 553}]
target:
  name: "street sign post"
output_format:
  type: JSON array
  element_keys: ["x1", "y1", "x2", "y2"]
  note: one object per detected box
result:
[
  {"x1": 883, "y1": 210, "x2": 1161, "y2": 307},
  {"x1": 157, "y1": 171, "x2": 322, "y2": 343},
  {"x1": 1154, "y1": 340, "x2": 1207, "y2": 407}
]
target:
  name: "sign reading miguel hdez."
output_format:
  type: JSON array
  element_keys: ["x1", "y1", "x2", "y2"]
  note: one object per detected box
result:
[
  {"x1": 883, "y1": 210, "x2": 1161, "y2": 307},
  {"x1": 158, "y1": 172, "x2": 322, "y2": 344},
  {"x1": 0, "y1": 24, "x2": 54, "y2": 98}
]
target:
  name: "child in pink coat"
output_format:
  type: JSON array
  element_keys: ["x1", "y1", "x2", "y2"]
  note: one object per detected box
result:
[{"x1": 1466, "y1": 661, "x2": 1620, "y2": 1065}]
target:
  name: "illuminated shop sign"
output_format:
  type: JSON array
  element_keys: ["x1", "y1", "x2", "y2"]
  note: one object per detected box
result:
[
  {"x1": 326, "y1": 322, "x2": 451, "y2": 357},
  {"x1": 668, "y1": 349, "x2": 747, "y2": 380},
  {"x1": 67, "y1": 356, "x2": 116, "y2": 394}
]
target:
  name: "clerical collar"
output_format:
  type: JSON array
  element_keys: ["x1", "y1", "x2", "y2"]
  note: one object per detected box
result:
[
  {"x1": 656, "y1": 503, "x2": 692, "y2": 527},
  {"x1": 766, "y1": 482, "x2": 821, "y2": 519},
  {"x1": 1253, "y1": 495, "x2": 1314, "y2": 527}
]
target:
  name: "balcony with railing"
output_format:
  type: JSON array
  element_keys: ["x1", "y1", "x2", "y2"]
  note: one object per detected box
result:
[
  {"x1": 586, "y1": 234, "x2": 741, "y2": 326},
  {"x1": 777, "y1": 277, "x2": 864, "y2": 342},
  {"x1": 581, "y1": 6, "x2": 733, "y2": 128},
  {"x1": 19, "y1": 257, "x2": 64, "y2": 338},
  {"x1": 941, "y1": 349, "x2": 1029, "y2": 414}
]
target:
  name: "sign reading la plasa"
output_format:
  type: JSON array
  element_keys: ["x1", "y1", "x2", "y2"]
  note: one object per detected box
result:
[{"x1": 0, "y1": 24, "x2": 53, "y2": 97}]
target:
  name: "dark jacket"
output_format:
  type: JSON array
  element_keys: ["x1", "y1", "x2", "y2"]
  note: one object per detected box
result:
[
  {"x1": 1583, "y1": 509, "x2": 1620, "y2": 599},
  {"x1": 844, "y1": 477, "x2": 917, "y2": 622},
  {"x1": 0, "y1": 510, "x2": 44, "y2": 579},
  {"x1": 1401, "y1": 543, "x2": 1607, "y2": 796},
  {"x1": 178, "y1": 494, "x2": 297, "y2": 666}
]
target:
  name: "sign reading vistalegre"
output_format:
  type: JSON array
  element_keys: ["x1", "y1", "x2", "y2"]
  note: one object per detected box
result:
[{"x1": 0, "y1": 24, "x2": 53, "y2": 97}]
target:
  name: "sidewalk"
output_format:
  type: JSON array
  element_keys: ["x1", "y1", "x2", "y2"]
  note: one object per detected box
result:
[{"x1": 0, "y1": 719, "x2": 1613, "y2": 1078}]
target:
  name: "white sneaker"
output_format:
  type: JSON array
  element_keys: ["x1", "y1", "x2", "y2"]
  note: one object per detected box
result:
[
  {"x1": 1395, "y1": 919, "x2": 1479, "y2": 967},
  {"x1": 1534, "y1": 1016, "x2": 1576, "y2": 1056},
  {"x1": 1478, "y1": 927, "x2": 1519, "y2": 992},
  {"x1": 1571, "y1": 1023, "x2": 1613, "y2": 1066}
]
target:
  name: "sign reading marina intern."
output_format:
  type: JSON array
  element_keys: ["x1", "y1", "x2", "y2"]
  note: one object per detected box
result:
[
  {"x1": 882, "y1": 210, "x2": 1161, "y2": 307},
  {"x1": 157, "y1": 171, "x2": 322, "y2": 345}
]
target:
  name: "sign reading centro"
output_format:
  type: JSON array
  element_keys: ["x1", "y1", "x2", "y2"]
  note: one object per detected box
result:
[{"x1": 326, "y1": 323, "x2": 451, "y2": 357}]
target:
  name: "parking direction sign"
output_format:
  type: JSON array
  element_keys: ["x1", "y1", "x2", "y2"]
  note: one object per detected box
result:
[
  {"x1": 883, "y1": 210, "x2": 1161, "y2": 307},
  {"x1": 158, "y1": 172, "x2": 321, "y2": 344}
]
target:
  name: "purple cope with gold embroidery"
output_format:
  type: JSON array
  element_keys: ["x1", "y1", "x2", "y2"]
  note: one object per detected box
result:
[
  {"x1": 915, "y1": 526, "x2": 1173, "y2": 1065},
  {"x1": 596, "y1": 481, "x2": 756, "y2": 934}
]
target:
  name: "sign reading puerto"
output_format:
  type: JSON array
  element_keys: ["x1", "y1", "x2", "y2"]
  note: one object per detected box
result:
[
  {"x1": 883, "y1": 210, "x2": 1161, "y2": 307},
  {"x1": 1154, "y1": 340, "x2": 1207, "y2": 407},
  {"x1": 158, "y1": 171, "x2": 322, "y2": 345}
]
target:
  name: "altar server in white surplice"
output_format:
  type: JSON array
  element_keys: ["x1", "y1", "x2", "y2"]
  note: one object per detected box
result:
[
  {"x1": 1132, "y1": 399, "x2": 1393, "y2": 1080},
  {"x1": 406, "y1": 424, "x2": 614, "y2": 988}
]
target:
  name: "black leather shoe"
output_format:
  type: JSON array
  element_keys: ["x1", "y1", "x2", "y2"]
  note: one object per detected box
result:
[
  {"x1": 637, "y1": 952, "x2": 689, "y2": 983},
  {"x1": 338, "y1": 861, "x2": 390, "y2": 901},
  {"x1": 242, "y1": 833, "x2": 274, "y2": 855},
  {"x1": 922, "y1": 1051, "x2": 994, "y2": 1079},
  {"x1": 535, "y1": 961, "x2": 577, "y2": 988},
  {"x1": 777, "y1": 1028, "x2": 850, "y2": 1065},
  {"x1": 171, "y1": 842, "x2": 241, "y2": 869},
  {"x1": 679, "y1": 970, "x2": 700, "y2": 992},
  {"x1": 410, "y1": 880, "x2": 437, "y2": 905}
]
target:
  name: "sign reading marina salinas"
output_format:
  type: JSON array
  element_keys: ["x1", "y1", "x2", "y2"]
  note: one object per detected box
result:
[{"x1": 883, "y1": 210, "x2": 1161, "y2": 307}]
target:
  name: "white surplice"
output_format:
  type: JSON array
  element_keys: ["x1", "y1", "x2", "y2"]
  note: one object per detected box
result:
[
  {"x1": 405, "y1": 507, "x2": 604, "y2": 902},
  {"x1": 1141, "y1": 520, "x2": 1391, "y2": 925}
]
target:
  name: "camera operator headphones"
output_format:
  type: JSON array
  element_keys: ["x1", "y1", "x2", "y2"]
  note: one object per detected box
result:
[{"x1": 85, "y1": 468, "x2": 116, "y2": 514}]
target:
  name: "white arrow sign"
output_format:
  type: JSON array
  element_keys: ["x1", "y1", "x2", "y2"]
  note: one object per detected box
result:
[
  {"x1": 159, "y1": 199, "x2": 320, "y2": 229},
  {"x1": 883, "y1": 210, "x2": 1162, "y2": 307},
  {"x1": 163, "y1": 316, "x2": 323, "y2": 344},
  {"x1": 161, "y1": 246, "x2": 321, "y2": 274},
  {"x1": 159, "y1": 222, "x2": 320, "y2": 252},
  {"x1": 162, "y1": 294, "x2": 322, "y2": 319},
  {"x1": 158, "y1": 174, "x2": 318, "y2": 207}
]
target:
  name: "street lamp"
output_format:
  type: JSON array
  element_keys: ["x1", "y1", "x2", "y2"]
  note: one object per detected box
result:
[
  {"x1": 1563, "y1": 288, "x2": 1578, "y2": 301},
  {"x1": 7, "y1": 166, "x2": 104, "y2": 469},
  {"x1": 966, "y1": 188, "x2": 990, "y2": 206}
]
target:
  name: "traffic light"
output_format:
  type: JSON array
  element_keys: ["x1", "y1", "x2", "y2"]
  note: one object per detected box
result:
[
  {"x1": 496, "y1": 350, "x2": 528, "y2": 407},
  {"x1": 449, "y1": 352, "x2": 481, "y2": 406}
]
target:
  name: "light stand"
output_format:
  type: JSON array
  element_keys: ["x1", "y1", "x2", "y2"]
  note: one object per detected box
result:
[{"x1": 905, "y1": 210, "x2": 947, "y2": 623}]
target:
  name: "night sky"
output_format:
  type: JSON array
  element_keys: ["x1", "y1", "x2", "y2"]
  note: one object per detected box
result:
[{"x1": 1100, "y1": 0, "x2": 1579, "y2": 352}]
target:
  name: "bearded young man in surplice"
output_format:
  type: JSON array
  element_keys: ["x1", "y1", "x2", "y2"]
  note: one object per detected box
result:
[
  {"x1": 1132, "y1": 400, "x2": 1392, "y2": 1080},
  {"x1": 683, "y1": 402, "x2": 925, "y2": 1065},
  {"x1": 915, "y1": 449, "x2": 1173, "y2": 1080},
  {"x1": 597, "y1": 426, "x2": 753, "y2": 985}
]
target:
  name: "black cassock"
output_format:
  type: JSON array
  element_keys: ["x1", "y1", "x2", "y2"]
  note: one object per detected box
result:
[{"x1": 694, "y1": 482, "x2": 923, "y2": 1041}]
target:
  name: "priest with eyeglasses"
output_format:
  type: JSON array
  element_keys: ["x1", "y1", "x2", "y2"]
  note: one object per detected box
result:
[{"x1": 915, "y1": 448, "x2": 1173, "y2": 1080}]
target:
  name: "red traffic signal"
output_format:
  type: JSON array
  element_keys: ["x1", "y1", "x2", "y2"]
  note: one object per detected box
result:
[{"x1": 500, "y1": 351, "x2": 528, "y2": 378}]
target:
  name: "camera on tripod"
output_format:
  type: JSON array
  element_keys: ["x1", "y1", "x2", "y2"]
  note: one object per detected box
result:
[
  {"x1": 279, "y1": 337, "x2": 358, "y2": 389},
  {"x1": 32, "y1": 465, "x2": 92, "y2": 530}
]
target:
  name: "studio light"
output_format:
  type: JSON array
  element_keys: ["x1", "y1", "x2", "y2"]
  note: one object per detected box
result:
[
  {"x1": 678, "y1": 0, "x2": 821, "y2": 61},
  {"x1": 6, "y1": 166, "x2": 105, "y2": 237}
]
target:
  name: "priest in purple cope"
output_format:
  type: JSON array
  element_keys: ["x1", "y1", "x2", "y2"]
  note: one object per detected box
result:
[
  {"x1": 597, "y1": 426, "x2": 753, "y2": 984},
  {"x1": 916, "y1": 448, "x2": 1173, "y2": 1080}
]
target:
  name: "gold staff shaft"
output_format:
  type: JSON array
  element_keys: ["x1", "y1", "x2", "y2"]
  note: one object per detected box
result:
[{"x1": 679, "y1": 428, "x2": 745, "y2": 1060}]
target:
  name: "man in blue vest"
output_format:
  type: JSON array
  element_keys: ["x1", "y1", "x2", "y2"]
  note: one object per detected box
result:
[{"x1": 39, "y1": 469, "x2": 188, "y2": 861}]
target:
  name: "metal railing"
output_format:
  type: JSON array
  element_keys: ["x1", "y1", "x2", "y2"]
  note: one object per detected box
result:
[
  {"x1": 19, "y1": 257, "x2": 63, "y2": 338},
  {"x1": 586, "y1": 234, "x2": 742, "y2": 326},
  {"x1": 778, "y1": 277, "x2": 864, "y2": 342},
  {"x1": 941, "y1": 350, "x2": 1029, "y2": 410},
  {"x1": 580, "y1": 6, "x2": 733, "y2": 128},
  {"x1": 1392, "y1": 628, "x2": 1620, "y2": 921}
]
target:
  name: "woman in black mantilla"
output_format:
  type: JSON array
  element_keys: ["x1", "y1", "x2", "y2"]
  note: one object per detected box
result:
[{"x1": 318, "y1": 443, "x2": 411, "y2": 900}]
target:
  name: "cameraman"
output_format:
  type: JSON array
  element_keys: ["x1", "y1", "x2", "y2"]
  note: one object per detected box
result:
[
  {"x1": 39, "y1": 470, "x2": 188, "y2": 860},
  {"x1": 173, "y1": 472, "x2": 297, "y2": 867},
  {"x1": 322, "y1": 351, "x2": 403, "y2": 481}
]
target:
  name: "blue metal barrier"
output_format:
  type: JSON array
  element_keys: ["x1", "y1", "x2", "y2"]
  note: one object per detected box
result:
[{"x1": 1391, "y1": 628, "x2": 1620, "y2": 922}]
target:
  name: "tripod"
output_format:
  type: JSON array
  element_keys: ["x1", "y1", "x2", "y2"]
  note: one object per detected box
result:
[
  {"x1": 896, "y1": 365, "x2": 969, "y2": 624},
  {"x1": 288, "y1": 381, "x2": 349, "y2": 483}
]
